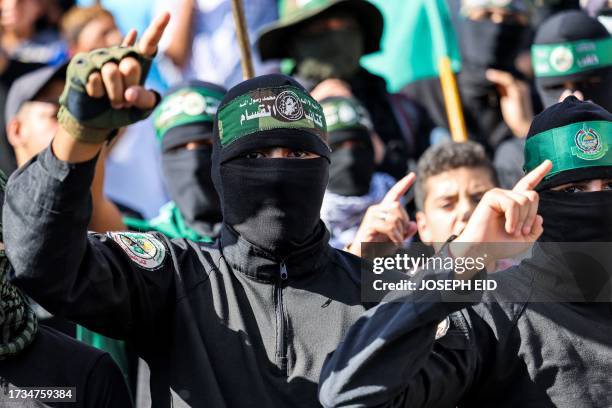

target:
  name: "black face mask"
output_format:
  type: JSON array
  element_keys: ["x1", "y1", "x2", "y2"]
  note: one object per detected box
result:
[
  {"x1": 538, "y1": 190, "x2": 612, "y2": 242},
  {"x1": 328, "y1": 144, "x2": 375, "y2": 196},
  {"x1": 293, "y1": 27, "x2": 364, "y2": 82},
  {"x1": 460, "y1": 19, "x2": 528, "y2": 72},
  {"x1": 219, "y1": 157, "x2": 329, "y2": 257},
  {"x1": 538, "y1": 69, "x2": 612, "y2": 111},
  {"x1": 162, "y1": 146, "x2": 222, "y2": 233},
  {"x1": 536, "y1": 190, "x2": 612, "y2": 301}
]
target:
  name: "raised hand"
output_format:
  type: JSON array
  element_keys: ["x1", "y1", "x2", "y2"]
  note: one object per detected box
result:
[
  {"x1": 57, "y1": 13, "x2": 170, "y2": 144},
  {"x1": 452, "y1": 160, "x2": 552, "y2": 266},
  {"x1": 486, "y1": 69, "x2": 534, "y2": 138},
  {"x1": 347, "y1": 174, "x2": 418, "y2": 258}
]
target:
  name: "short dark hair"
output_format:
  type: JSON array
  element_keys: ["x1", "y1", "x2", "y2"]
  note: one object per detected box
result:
[{"x1": 414, "y1": 141, "x2": 497, "y2": 211}]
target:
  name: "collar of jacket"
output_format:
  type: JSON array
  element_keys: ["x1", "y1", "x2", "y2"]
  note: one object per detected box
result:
[{"x1": 218, "y1": 222, "x2": 332, "y2": 282}]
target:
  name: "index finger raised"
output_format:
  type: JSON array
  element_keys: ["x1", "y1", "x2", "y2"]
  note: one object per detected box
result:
[
  {"x1": 381, "y1": 173, "x2": 416, "y2": 204},
  {"x1": 513, "y1": 160, "x2": 552, "y2": 192},
  {"x1": 137, "y1": 12, "x2": 170, "y2": 57}
]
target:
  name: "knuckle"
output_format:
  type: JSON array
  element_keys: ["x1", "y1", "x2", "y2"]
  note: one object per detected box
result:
[{"x1": 101, "y1": 62, "x2": 119, "y2": 78}]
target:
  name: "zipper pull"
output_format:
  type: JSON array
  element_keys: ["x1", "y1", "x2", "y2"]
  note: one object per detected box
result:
[{"x1": 279, "y1": 262, "x2": 288, "y2": 280}]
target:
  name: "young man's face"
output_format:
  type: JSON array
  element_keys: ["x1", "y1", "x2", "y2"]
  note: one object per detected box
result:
[
  {"x1": 417, "y1": 166, "x2": 496, "y2": 249},
  {"x1": 74, "y1": 15, "x2": 121, "y2": 54},
  {"x1": 8, "y1": 78, "x2": 64, "y2": 166}
]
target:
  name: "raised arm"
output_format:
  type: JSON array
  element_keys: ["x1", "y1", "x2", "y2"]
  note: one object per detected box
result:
[
  {"x1": 3, "y1": 14, "x2": 177, "y2": 342},
  {"x1": 319, "y1": 161, "x2": 552, "y2": 407}
]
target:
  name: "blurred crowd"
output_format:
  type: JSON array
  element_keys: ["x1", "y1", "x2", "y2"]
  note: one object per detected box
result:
[{"x1": 0, "y1": 0, "x2": 611, "y2": 406}]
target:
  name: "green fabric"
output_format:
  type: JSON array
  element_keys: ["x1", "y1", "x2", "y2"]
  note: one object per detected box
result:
[
  {"x1": 0, "y1": 170, "x2": 38, "y2": 360},
  {"x1": 217, "y1": 86, "x2": 326, "y2": 148},
  {"x1": 124, "y1": 202, "x2": 213, "y2": 243},
  {"x1": 321, "y1": 97, "x2": 372, "y2": 132},
  {"x1": 76, "y1": 326, "x2": 131, "y2": 390},
  {"x1": 532, "y1": 38, "x2": 612, "y2": 77},
  {"x1": 524, "y1": 121, "x2": 612, "y2": 179},
  {"x1": 153, "y1": 86, "x2": 225, "y2": 141},
  {"x1": 361, "y1": 0, "x2": 461, "y2": 91},
  {"x1": 58, "y1": 46, "x2": 155, "y2": 143}
]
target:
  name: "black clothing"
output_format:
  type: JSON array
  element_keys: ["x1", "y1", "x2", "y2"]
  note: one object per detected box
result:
[
  {"x1": 0, "y1": 325, "x2": 131, "y2": 408},
  {"x1": 403, "y1": 70, "x2": 515, "y2": 152},
  {"x1": 4, "y1": 147, "x2": 373, "y2": 407},
  {"x1": 319, "y1": 251, "x2": 612, "y2": 407}
]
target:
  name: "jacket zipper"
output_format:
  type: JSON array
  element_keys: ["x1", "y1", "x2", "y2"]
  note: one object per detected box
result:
[{"x1": 275, "y1": 262, "x2": 288, "y2": 373}]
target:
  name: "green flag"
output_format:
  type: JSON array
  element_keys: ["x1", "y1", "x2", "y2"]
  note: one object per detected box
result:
[{"x1": 361, "y1": 0, "x2": 461, "y2": 92}]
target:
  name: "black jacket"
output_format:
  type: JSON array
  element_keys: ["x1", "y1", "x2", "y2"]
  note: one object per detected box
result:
[
  {"x1": 0, "y1": 325, "x2": 131, "y2": 408},
  {"x1": 3, "y1": 147, "x2": 372, "y2": 408},
  {"x1": 318, "y1": 247, "x2": 612, "y2": 407}
]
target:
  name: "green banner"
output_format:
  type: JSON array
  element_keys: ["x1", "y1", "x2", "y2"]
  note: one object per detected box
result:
[
  {"x1": 532, "y1": 38, "x2": 612, "y2": 77},
  {"x1": 217, "y1": 86, "x2": 326, "y2": 147},
  {"x1": 154, "y1": 87, "x2": 225, "y2": 140},
  {"x1": 524, "y1": 121, "x2": 612, "y2": 179}
]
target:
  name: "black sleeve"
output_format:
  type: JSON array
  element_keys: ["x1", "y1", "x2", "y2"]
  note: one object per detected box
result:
[
  {"x1": 84, "y1": 353, "x2": 133, "y2": 408},
  {"x1": 318, "y1": 268, "x2": 488, "y2": 408},
  {"x1": 3, "y1": 146, "x2": 177, "y2": 342}
]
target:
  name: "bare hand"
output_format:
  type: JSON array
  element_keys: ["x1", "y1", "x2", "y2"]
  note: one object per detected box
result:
[
  {"x1": 452, "y1": 160, "x2": 553, "y2": 266},
  {"x1": 487, "y1": 69, "x2": 534, "y2": 138},
  {"x1": 347, "y1": 174, "x2": 418, "y2": 257}
]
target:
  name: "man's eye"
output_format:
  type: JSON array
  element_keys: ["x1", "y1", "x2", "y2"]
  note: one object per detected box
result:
[
  {"x1": 245, "y1": 152, "x2": 265, "y2": 159},
  {"x1": 471, "y1": 194, "x2": 485, "y2": 205},
  {"x1": 289, "y1": 151, "x2": 308, "y2": 158},
  {"x1": 603, "y1": 182, "x2": 612, "y2": 191},
  {"x1": 439, "y1": 202, "x2": 454, "y2": 210},
  {"x1": 561, "y1": 186, "x2": 584, "y2": 193}
]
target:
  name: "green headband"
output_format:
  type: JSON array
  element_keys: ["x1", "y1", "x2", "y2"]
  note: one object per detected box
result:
[
  {"x1": 322, "y1": 98, "x2": 373, "y2": 133},
  {"x1": 524, "y1": 120, "x2": 612, "y2": 179},
  {"x1": 153, "y1": 87, "x2": 225, "y2": 141},
  {"x1": 217, "y1": 86, "x2": 326, "y2": 148},
  {"x1": 532, "y1": 37, "x2": 612, "y2": 77}
]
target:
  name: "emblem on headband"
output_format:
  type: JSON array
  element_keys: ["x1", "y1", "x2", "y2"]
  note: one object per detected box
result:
[
  {"x1": 275, "y1": 90, "x2": 304, "y2": 121},
  {"x1": 572, "y1": 127, "x2": 607, "y2": 161},
  {"x1": 549, "y1": 45, "x2": 574, "y2": 73}
]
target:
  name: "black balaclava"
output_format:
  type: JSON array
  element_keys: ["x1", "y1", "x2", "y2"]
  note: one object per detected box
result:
[
  {"x1": 321, "y1": 96, "x2": 375, "y2": 196},
  {"x1": 212, "y1": 74, "x2": 331, "y2": 258},
  {"x1": 154, "y1": 80, "x2": 227, "y2": 236},
  {"x1": 458, "y1": 1, "x2": 532, "y2": 74},
  {"x1": 532, "y1": 11, "x2": 612, "y2": 111},
  {"x1": 523, "y1": 96, "x2": 612, "y2": 242},
  {"x1": 291, "y1": 12, "x2": 364, "y2": 83},
  {"x1": 523, "y1": 97, "x2": 612, "y2": 301}
]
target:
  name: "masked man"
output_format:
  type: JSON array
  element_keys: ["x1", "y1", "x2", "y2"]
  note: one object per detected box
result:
[
  {"x1": 257, "y1": 0, "x2": 434, "y2": 180},
  {"x1": 495, "y1": 9, "x2": 612, "y2": 189},
  {"x1": 319, "y1": 97, "x2": 612, "y2": 407},
  {"x1": 320, "y1": 96, "x2": 415, "y2": 253},
  {"x1": 124, "y1": 80, "x2": 225, "y2": 241},
  {"x1": 3, "y1": 14, "x2": 546, "y2": 407},
  {"x1": 404, "y1": 0, "x2": 536, "y2": 159}
]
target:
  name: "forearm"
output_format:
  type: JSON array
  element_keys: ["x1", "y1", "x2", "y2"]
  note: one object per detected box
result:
[
  {"x1": 163, "y1": 0, "x2": 195, "y2": 68},
  {"x1": 319, "y1": 262, "x2": 480, "y2": 407},
  {"x1": 4, "y1": 143, "x2": 97, "y2": 308}
]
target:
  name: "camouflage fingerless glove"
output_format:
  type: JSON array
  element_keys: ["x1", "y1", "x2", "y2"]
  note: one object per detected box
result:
[{"x1": 58, "y1": 46, "x2": 158, "y2": 143}]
